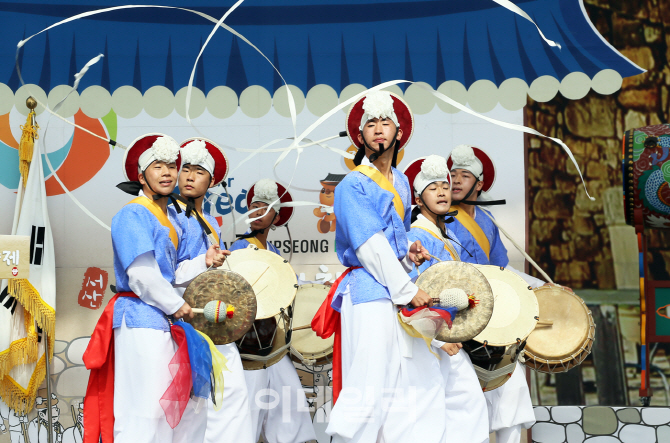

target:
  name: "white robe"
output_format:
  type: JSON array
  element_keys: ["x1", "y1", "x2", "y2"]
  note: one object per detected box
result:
[
  {"x1": 431, "y1": 344, "x2": 490, "y2": 443},
  {"x1": 113, "y1": 251, "x2": 207, "y2": 443},
  {"x1": 204, "y1": 343, "x2": 255, "y2": 443},
  {"x1": 326, "y1": 232, "x2": 446, "y2": 443},
  {"x1": 244, "y1": 354, "x2": 316, "y2": 443}
]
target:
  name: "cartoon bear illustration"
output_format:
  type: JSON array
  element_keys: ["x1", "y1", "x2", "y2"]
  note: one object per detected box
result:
[{"x1": 314, "y1": 174, "x2": 345, "y2": 234}]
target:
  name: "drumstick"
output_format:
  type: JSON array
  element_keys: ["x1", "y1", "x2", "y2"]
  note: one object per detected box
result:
[
  {"x1": 250, "y1": 266, "x2": 270, "y2": 287},
  {"x1": 535, "y1": 320, "x2": 554, "y2": 327},
  {"x1": 293, "y1": 324, "x2": 313, "y2": 331}
]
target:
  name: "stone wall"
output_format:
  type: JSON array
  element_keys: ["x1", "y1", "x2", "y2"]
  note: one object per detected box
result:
[
  {"x1": 527, "y1": 0, "x2": 670, "y2": 288},
  {"x1": 531, "y1": 406, "x2": 670, "y2": 443}
]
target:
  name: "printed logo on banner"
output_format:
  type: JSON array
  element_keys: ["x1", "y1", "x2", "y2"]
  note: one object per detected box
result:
[
  {"x1": 77, "y1": 267, "x2": 109, "y2": 310},
  {"x1": 0, "y1": 111, "x2": 111, "y2": 195}
]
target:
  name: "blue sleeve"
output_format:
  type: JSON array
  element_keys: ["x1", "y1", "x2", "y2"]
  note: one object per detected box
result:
[
  {"x1": 111, "y1": 205, "x2": 160, "y2": 271},
  {"x1": 334, "y1": 174, "x2": 387, "y2": 251}
]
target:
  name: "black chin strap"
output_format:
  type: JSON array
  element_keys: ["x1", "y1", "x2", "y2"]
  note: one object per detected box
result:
[
  {"x1": 417, "y1": 195, "x2": 473, "y2": 258},
  {"x1": 452, "y1": 177, "x2": 506, "y2": 206},
  {"x1": 355, "y1": 126, "x2": 400, "y2": 167},
  {"x1": 117, "y1": 180, "x2": 184, "y2": 214}
]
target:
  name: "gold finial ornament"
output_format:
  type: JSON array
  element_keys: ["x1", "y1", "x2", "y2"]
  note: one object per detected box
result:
[
  {"x1": 19, "y1": 97, "x2": 39, "y2": 186},
  {"x1": 25, "y1": 96, "x2": 37, "y2": 110}
]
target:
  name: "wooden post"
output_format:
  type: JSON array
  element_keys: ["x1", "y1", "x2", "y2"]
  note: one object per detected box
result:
[{"x1": 590, "y1": 304, "x2": 629, "y2": 405}]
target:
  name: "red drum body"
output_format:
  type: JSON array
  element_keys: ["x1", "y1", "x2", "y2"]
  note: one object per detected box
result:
[{"x1": 624, "y1": 124, "x2": 670, "y2": 229}]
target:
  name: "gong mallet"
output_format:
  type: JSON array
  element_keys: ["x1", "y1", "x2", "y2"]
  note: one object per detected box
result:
[{"x1": 193, "y1": 300, "x2": 236, "y2": 323}]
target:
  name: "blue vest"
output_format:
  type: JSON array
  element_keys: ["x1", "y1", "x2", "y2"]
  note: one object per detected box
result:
[
  {"x1": 111, "y1": 202, "x2": 181, "y2": 331},
  {"x1": 332, "y1": 167, "x2": 412, "y2": 310}
]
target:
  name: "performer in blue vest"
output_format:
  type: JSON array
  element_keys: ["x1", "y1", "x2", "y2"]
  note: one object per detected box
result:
[
  {"x1": 447, "y1": 144, "x2": 542, "y2": 443},
  {"x1": 173, "y1": 137, "x2": 255, "y2": 443},
  {"x1": 229, "y1": 179, "x2": 316, "y2": 443},
  {"x1": 313, "y1": 91, "x2": 445, "y2": 443},
  {"x1": 84, "y1": 134, "x2": 224, "y2": 443},
  {"x1": 404, "y1": 155, "x2": 490, "y2": 443}
]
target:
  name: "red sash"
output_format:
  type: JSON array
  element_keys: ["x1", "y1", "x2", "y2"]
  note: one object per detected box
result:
[
  {"x1": 311, "y1": 267, "x2": 360, "y2": 405},
  {"x1": 82, "y1": 292, "x2": 138, "y2": 443}
]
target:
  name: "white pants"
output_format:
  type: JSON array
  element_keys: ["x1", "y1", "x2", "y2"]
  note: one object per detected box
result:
[
  {"x1": 328, "y1": 294, "x2": 446, "y2": 443},
  {"x1": 244, "y1": 354, "x2": 316, "y2": 443},
  {"x1": 484, "y1": 362, "x2": 535, "y2": 433},
  {"x1": 113, "y1": 322, "x2": 206, "y2": 443},
  {"x1": 205, "y1": 343, "x2": 254, "y2": 443},
  {"x1": 437, "y1": 350, "x2": 489, "y2": 443}
]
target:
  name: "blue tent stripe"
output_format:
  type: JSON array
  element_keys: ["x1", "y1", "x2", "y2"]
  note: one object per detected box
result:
[
  {"x1": 550, "y1": 13, "x2": 601, "y2": 77},
  {"x1": 404, "y1": 34, "x2": 413, "y2": 91},
  {"x1": 273, "y1": 39, "x2": 281, "y2": 93},
  {"x1": 486, "y1": 26, "x2": 505, "y2": 86},
  {"x1": 68, "y1": 34, "x2": 77, "y2": 88},
  {"x1": 306, "y1": 37, "x2": 316, "y2": 91},
  {"x1": 462, "y1": 23, "x2": 475, "y2": 89},
  {"x1": 436, "y1": 31, "x2": 445, "y2": 87},
  {"x1": 132, "y1": 40, "x2": 142, "y2": 92},
  {"x1": 38, "y1": 32, "x2": 50, "y2": 92},
  {"x1": 340, "y1": 36, "x2": 349, "y2": 93},
  {"x1": 513, "y1": 17, "x2": 537, "y2": 83},
  {"x1": 196, "y1": 38, "x2": 206, "y2": 92},
  {"x1": 165, "y1": 38, "x2": 174, "y2": 93},
  {"x1": 101, "y1": 37, "x2": 110, "y2": 91},
  {"x1": 226, "y1": 36, "x2": 248, "y2": 96},
  {"x1": 372, "y1": 36, "x2": 381, "y2": 86}
]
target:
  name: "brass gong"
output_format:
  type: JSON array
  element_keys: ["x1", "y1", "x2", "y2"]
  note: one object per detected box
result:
[{"x1": 183, "y1": 269, "x2": 257, "y2": 345}]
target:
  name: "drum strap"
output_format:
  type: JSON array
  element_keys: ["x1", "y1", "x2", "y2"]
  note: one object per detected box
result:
[
  {"x1": 127, "y1": 197, "x2": 179, "y2": 250},
  {"x1": 473, "y1": 361, "x2": 517, "y2": 382},
  {"x1": 245, "y1": 236, "x2": 266, "y2": 250},
  {"x1": 450, "y1": 205, "x2": 490, "y2": 260},
  {"x1": 353, "y1": 165, "x2": 405, "y2": 219}
]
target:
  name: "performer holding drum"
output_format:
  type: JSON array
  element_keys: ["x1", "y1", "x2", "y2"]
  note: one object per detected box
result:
[
  {"x1": 404, "y1": 155, "x2": 490, "y2": 443},
  {"x1": 83, "y1": 134, "x2": 225, "y2": 443},
  {"x1": 313, "y1": 91, "x2": 446, "y2": 443},
  {"x1": 229, "y1": 178, "x2": 316, "y2": 443},
  {"x1": 173, "y1": 138, "x2": 255, "y2": 443},
  {"x1": 446, "y1": 144, "x2": 543, "y2": 443}
]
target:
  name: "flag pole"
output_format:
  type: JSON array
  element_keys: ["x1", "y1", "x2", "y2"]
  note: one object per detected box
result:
[{"x1": 25, "y1": 96, "x2": 53, "y2": 443}]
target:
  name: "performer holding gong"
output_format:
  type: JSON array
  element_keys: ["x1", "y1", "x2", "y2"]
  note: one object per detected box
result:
[
  {"x1": 173, "y1": 138, "x2": 255, "y2": 443},
  {"x1": 83, "y1": 134, "x2": 223, "y2": 443},
  {"x1": 404, "y1": 155, "x2": 490, "y2": 443},
  {"x1": 312, "y1": 91, "x2": 446, "y2": 443},
  {"x1": 447, "y1": 144, "x2": 542, "y2": 443},
  {"x1": 229, "y1": 178, "x2": 316, "y2": 443}
]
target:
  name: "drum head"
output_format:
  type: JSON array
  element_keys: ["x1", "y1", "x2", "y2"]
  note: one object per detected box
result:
[
  {"x1": 472, "y1": 266, "x2": 539, "y2": 346},
  {"x1": 291, "y1": 284, "x2": 333, "y2": 363},
  {"x1": 225, "y1": 247, "x2": 298, "y2": 319},
  {"x1": 183, "y1": 270, "x2": 257, "y2": 345},
  {"x1": 415, "y1": 261, "x2": 494, "y2": 343},
  {"x1": 241, "y1": 323, "x2": 289, "y2": 370},
  {"x1": 525, "y1": 285, "x2": 592, "y2": 361}
]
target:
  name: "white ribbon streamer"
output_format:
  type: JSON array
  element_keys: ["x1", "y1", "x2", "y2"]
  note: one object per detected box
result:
[
  {"x1": 491, "y1": 0, "x2": 561, "y2": 49},
  {"x1": 478, "y1": 208, "x2": 553, "y2": 283}
]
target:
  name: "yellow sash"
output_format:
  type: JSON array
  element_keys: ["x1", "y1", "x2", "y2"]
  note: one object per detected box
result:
[
  {"x1": 244, "y1": 236, "x2": 266, "y2": 250},
  {"x1": 176, "y1": 201, "x2": 220, "y2": 246},
  {"x1": 127, "y1": 197, "x2": 179, "y2": 250},
  {"x1": 353, "y1": 165, "x2": 404, "y2": 220},
  {"x1": 411, "y1": 218, "x2": 460, "y2": 261},
  {"x1": 451, "y1": 205, "x2": 490, "y2": 259}
]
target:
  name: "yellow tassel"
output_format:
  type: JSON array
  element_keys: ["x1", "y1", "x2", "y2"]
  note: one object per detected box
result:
[
  {"x1": 0, "y1": 309, "x2": 39, "y2": 379},
  {"x1": 18, "y1": 110, "x2": 39, "y2": 186},
  {"x1": 0, "y1": 353, "x2": 48, "y2": 414},
  {"x1": 8, "y1": 279, "x2": 55, "y2": 361}
]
